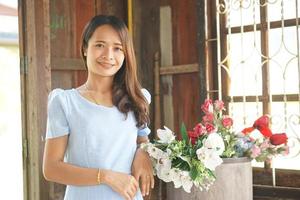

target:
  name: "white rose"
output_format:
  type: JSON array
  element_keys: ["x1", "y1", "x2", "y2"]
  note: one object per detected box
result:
[{"x1": 157, "y1": 126, "x2": 175, "y2": 144}]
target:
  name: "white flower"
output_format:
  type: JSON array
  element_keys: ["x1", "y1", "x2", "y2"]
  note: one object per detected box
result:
[
  {"x1": 157, "y1": 126, "x2": 175, "y2": 144},
  {"x1": 147, "y1": 146, "x2": 165, "y2": 160},
  {"x1": 203, "y1": 132, "x2": 225, "y2": 156},
  {"x1": 180, "y1": 171, "x2": 193, "y2": 193},
  {"x1": 169, "y1": 168, "x2": 182, "y2": 188},
  {"x1": 196, "y1": 147, "x2": 223, "y2": 171}
]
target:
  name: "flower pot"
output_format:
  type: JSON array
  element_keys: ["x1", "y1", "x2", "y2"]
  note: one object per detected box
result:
[{"x1": 166, "y1": 157, "x2": 252, "y2": 200}]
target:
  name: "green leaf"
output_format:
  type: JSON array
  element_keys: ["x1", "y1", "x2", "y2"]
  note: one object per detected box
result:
[
  {"x1": 190, "y1": 165, "x2": 198, "y2": 180},
  {"x1": 180, "y1": 123, "x2": 189, "y2": 144}
]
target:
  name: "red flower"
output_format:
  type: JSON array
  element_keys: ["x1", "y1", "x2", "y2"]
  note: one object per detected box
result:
[
  {"x1": 201, "y1": 99, "x2": 213, "y2": 114},
  {"x1": 193, "y1": 123, "x2": 206, "y2": 136},
  {"x1": 242, "y1": 115, "x2": 272, "y2": 137},
  {"x1": 205, "y1": 123, "x2": 215, "y2": 133},
  {"x1": 270, "y1": 133, "x2": 288, "y2": 145},
  {"x1": 188, "y1": 131, "x2": 199, "y2": 145},
  {"x1": 253, "y1": 115, "x2": 270, "y2": 130},
  {"x1": 222, "y1": 116, "x2": 233, "y2": 128},
  {"x1": 202, "y1": 113, "x2": 214, "y2": 123}
]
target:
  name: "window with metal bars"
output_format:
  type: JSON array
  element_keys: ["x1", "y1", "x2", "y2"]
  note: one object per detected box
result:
[{"x1": 206, "y1": 0, "x2": 300, "y2": 192}]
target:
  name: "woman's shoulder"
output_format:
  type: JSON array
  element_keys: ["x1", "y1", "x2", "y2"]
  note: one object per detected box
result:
[
  {"x1": 141, "y1": 88, "x2": 151, "y2": 104},
  {"x1": 48, "y1": 88, "x2": 74, "y2": 101}
]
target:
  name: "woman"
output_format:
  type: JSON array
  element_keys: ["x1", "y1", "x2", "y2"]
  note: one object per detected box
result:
[{"x1": 43, "y1": 15, "x2": 154, "y2": 200}]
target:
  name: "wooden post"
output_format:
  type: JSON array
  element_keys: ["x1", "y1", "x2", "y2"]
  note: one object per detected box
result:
[{"x1": 19, "y1": 0, "x2": 51, "y2": 199}]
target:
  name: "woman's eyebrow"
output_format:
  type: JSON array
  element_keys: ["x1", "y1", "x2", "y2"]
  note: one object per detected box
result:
[{"x1": 95, "y1": 40, "x2": 122, "y2": 46}]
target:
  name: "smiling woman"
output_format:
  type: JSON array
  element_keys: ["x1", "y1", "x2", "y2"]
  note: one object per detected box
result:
[{"x1": 43, "y1": 15, "x2": 154, "y2": 200}]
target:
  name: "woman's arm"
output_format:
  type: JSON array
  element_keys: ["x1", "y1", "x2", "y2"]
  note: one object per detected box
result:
[
  {"x1": 43, "y1": 135, "x2": 139, "y2": 200},
  {"x1": 131, "y1": 136, "x2": 155, "y2": 197}
]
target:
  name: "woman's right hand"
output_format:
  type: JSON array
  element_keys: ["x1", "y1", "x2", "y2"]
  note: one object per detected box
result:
[{"x1": 103, "y1": 170, "x2": 139, "y2": 200}]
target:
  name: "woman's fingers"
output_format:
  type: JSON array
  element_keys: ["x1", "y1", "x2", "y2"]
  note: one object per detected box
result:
[{"x1": 150, "y1": 174, "x2": 155, "y2": 189}]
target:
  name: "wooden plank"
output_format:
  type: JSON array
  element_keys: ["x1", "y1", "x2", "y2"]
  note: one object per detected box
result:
[
  {"x1": 132, "y1": 0, "x2": 160, "y2": 199},
  {"x1": 171, "y1": 0, "x2": 201, "y2": 133},
  {"x1": 205, "y1": 0, "x2": 218, "y2": 100},
  {"x1": 160, "y1": 5, "x2": 175, "y2": 133},
  {"x1": 95, "y1": 0, "x2": 127, "y2": 21},
  {"x1": 18, "y1": 1, "x2": 28, "y2": 200},
  {"x1": 254, "y1": 185, "x2": 300, "y2": 200},
  {"x1": 160, "y1": 63, "x2": 198, "y2": 75},
  {"x1": 253, "y1": 168, "x2": 300, "y2": 188},
  {"x1": 195, "y1": 0, "x2": 208, "y2": 109},
  {"x1": 19, "y1": 0, "x2": 51, "y2": 199}
]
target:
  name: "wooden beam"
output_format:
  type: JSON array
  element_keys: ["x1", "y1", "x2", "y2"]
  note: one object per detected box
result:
[
  {"x1": 160, "y1": 63, "x2": 199, "y2": 75},
  {"x1": 228, "y1": 18, "x2": 300, "y2": 34},
  {"x1": 224, "y1": 94, "x2": 300, "y2": 102}
]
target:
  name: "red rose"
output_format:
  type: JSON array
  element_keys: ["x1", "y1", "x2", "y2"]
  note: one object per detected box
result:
[
  {"x1": 205, "y1": 123, "x2": 215, "y2": 133},
  {"x1": 214, "y1": 100, "x2": 224, "y2": 111},
  {"x1": 202, "y1": 113, "x2": 214, "y2": 123},
  {"x1": 201, "y1": 99, "x2": 213, "y2": 114},
  {"x1": 222, "y1": 116, "x2": 233, "y2": 128},
  {"x1": 193, "y1": 123, "x2": 206, "y2": 136},
  {"x1": 270, "y1": 133, "x2": 288, "y2": 145},
  {"x1": 253, "y1": 115, "x2": 269, "y2": 130},
  {"x1": 188, "y1": 130, "x2": 199, "y2": 145}
]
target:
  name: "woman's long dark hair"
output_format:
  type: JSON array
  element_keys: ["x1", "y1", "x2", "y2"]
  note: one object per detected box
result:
[{"x1": 80, "y1": 15, "x2": 149, "y2": 127}]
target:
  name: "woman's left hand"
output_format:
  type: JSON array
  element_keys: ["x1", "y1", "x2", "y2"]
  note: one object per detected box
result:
[{"x1": 131, "y1": 148, "x2": 154, "y2": 197}]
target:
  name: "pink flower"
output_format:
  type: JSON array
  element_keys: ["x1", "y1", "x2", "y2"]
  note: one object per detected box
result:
[
  {"x1": 205, "y1": 123, "x2": 215, "y2": 133},
  {"x1": 260, "y1": 139, "x2": 271, "y2": 150},
  {"x1": 193, "y1": 123, "x2": 206, "y2": 136},
  {"x1": 214, "y1": 100, "x2": 224, "y2": 111},
  {"x1": 202, "y1": 113, "x2": 214, "y2": 123},
  {"x1": 281, "y1": 145, "x2": 290, "y2": 156},
  {"x1": 201, "y1": 99, "x2": 213, "y2": 114},
  {"x1": 222, "y1": 116, "x2": 233, "y2": 128},
  {"x1": 251, "y1": 145, "x2": 261, "y2": 158}
]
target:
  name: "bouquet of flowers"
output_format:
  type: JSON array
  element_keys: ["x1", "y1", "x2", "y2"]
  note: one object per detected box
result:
[{"x1": 141, "y1": 99, "x2": 289, "y2": 193}]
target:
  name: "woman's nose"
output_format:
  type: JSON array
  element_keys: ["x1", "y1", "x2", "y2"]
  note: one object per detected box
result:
[{"x1": 102, "y1": 47, "x2": 113, "y2": 60}]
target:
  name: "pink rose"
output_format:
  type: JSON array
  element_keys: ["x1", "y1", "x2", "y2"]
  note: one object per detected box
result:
[
  {"x1": 214, "y1": 100, "x2": 224, "y2": 111},
  {"x1": 205, "y1": 123, "x2": 215, "y2": 133},
  {"x1": 222, "y1": 116, "x2": 233, "y2": 128},
  {"x1": 201, "y1": 99, "x2": 213, "y2": 114},
  {"x1": 202, "y1": 113, "x2": 214, "y2": 123}
]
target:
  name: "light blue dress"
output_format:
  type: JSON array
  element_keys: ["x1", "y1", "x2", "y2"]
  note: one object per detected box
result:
[{"x1": 46, "y1": 88, "x2": 151, "y2": 200}]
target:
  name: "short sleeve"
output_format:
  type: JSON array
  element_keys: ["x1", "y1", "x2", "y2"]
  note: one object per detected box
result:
[
  {"x1": 46, "y1": 89, "x2": 70, "y2": 139},
  {"x1": 138, "y1": 88, "x2": 151, "y2": 137}
]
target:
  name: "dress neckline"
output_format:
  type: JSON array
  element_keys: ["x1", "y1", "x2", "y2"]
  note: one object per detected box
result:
[{"x1": 72, "y1": 88, "x2": 116, "y2": 110}]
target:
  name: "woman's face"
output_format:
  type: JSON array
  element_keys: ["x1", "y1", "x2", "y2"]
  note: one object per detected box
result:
[{"x1": 85, "y1": 24, "x2": 125, "y2": 77}]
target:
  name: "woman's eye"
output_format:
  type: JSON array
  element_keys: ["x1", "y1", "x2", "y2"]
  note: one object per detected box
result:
[
  {"x1": 115, "y1": 47, "x2": 123, "y2": 52},
  {"x1": 95, "y1": 44, "x2": 104, "y2": 48}
]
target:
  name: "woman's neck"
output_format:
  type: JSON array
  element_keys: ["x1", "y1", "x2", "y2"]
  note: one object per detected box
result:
[{"x1": 85, "y1": 73, "x2": 113, "y2": 94}]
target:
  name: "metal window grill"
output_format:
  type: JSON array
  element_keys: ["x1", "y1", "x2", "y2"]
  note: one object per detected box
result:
[{"x1": 213, "y1": 0, "x2": 300, "y2": 186}]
